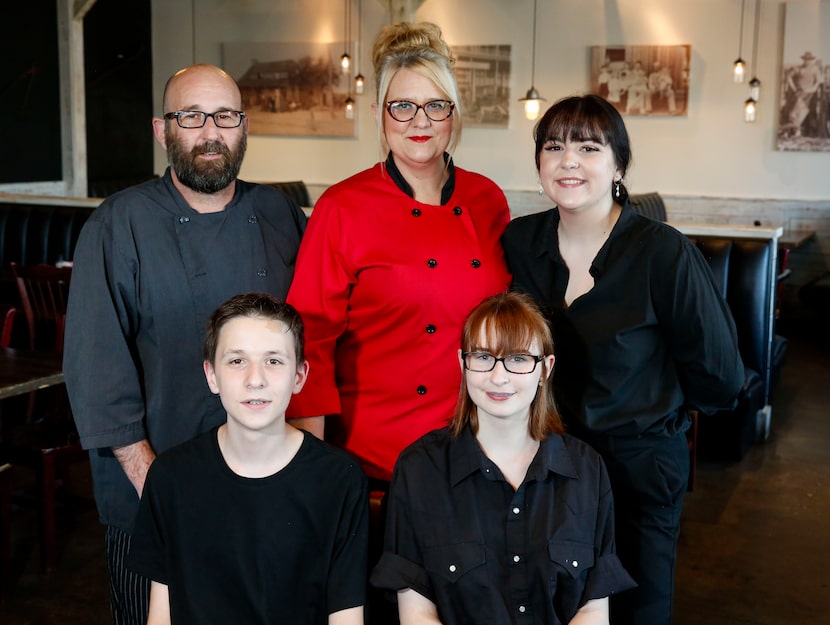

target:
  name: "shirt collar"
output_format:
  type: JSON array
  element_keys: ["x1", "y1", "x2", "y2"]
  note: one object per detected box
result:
[
  {"x1": 449, "y1": 426, "x2": 580, "y2": 487},
  {"x1": 385, "y1": 152, "x2": 456, "y2": 205}
]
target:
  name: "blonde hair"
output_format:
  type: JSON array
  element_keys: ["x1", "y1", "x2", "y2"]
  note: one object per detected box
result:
[{"x1": 371, "y1": 22, "x2": 462, "y2": 156}]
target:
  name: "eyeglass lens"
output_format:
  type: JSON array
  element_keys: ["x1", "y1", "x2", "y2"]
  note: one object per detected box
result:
[
  {"x1": 387, "y1": 100, "x2": 454, "y2": 122},
  {"x1": 167, "y1": 110, "x2": 244, "y2": 128},
  {"x1": 464, "y1": 352, "x2": 541, "y2": 374}
]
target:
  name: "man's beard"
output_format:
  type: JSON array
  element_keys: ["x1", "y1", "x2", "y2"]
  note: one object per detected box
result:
[{"x1": 166, "y1": 130, "x2": 247, "y2": 194}]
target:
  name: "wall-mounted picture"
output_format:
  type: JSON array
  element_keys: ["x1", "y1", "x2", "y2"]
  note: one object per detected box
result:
[
  {"x1": 589, "y1": 45, "x2": 690, "y2": 116},
  {"x1": 451, "y1": 44, "x2": 511, "y2": 128},
  {"x1": 222, "y1": 41, "x2": 358, "y2": 138},
  {"x1": 777, "y1": 2, "x2": 830, "y2": 152}
]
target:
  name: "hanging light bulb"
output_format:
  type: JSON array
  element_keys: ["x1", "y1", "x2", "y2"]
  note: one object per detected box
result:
[
  {"x1": 341, "y1": 0, "x2": 351, "y2": 74},
  {"x1": 744, "y1": 97, "x2": 757, "y2": 123},
  {"x1": 748, "y1": 77, "x2": 761, "y2": 102},
  {"x1": 345, "y1": 96, "x2": 355, "y2": 119},
  {"x1": 733, "y1": 0, "x2": 747, "y2": 83},
  {"x1": 353, "y1": 0, "x2": 364, "y2": 94},
  {"x1": 517, "y1": 0, "x2": 545, "y2": 120},
  {"x1": 733, "y1": 58, "x2": 746, "y2": 83},
  {"x1": 745, "y1": 0, "x2": 762, "y2": 103},
  {"x1": 520, "y1": 87, "x2": 543, "y2": 120}
]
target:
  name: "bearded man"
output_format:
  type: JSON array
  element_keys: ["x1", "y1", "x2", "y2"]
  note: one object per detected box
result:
[{"x1": 64, "y1": 64, "x2": 307, "y2": 625}]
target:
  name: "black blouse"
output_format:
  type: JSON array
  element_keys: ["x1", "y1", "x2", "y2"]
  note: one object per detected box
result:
[
  {"x1": 501, "y1": 202, "x2": 745, "y2": 438},
  {"x1": 371, "y1": 427, "x2": 635, "y2": 625}
]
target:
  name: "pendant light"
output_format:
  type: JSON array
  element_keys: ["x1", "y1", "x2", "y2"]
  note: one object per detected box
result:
[
  {"x1": 747, "y1": 0, "x2": 761, "y2": 101},
  {"x1": 733, "y1": 0, "x2": 746, "y2": 83},
  {"x1": 744, "y1": 0, "x2": 761, "y2": 122},
  {"x1": 354, "y1": 0, "x2": 364, "y2": 94},
  {"x1": 340, "y1": 0, "x2": 351, "y2": 74},
  {"x1": 518, "y1": 0, "x2": 546, "y2": 120},
  {"x1": 345, "y1": 95, "x2": 355, "y2": 119}
]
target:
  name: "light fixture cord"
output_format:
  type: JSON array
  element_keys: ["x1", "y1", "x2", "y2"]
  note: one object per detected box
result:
[
  {"x1": 531, "y1": 0, "x2": 538, "y2": 86},
  {"x1": 737, "y1": 0, "x2": 746, "y2": 57},
  {"x1": 356, "y1": 0, "x2": 361, "y2": 71},
  {"x1": 345, "y1": 0, "x2": 351, "y2": 52},
  {"x1": 750, "y1": 0, "x2": 760, "y2": 75}
]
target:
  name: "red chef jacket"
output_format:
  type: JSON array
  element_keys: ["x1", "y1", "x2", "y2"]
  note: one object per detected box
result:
[{"x1": 287, "y1": 161, "x2": 511, "y2": 480}]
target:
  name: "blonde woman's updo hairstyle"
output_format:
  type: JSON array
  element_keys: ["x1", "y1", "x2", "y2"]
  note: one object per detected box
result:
[
  {"x1": 371, "y1": 21, "x2": 462, "y2": 155},
  {"x1": 450, "y1": 292, "x2": 563, "y2": 440}
]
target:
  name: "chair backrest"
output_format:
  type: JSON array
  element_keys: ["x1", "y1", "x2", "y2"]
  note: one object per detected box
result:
[
  {"x1": 0, "y1": 305, "x2": 15, "y2": 348},
  {"x1": 9, "y1": 263, "x2": 72, "y2": 354}
]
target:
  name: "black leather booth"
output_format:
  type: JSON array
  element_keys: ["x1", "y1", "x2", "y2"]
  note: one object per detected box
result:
[
  {"x1": 0, "y1": 198, "x2": 97, "y2": 309},
  {"x1": 630, "y1": 193, "x2": 787, "y2": 462},
  {"x1": 693, "y1": 237, "x2": 788, "y2": 461}
]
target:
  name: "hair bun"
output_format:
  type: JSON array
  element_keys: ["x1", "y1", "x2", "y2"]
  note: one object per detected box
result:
[{"x1": 371, "y1": 22, "x2": 454, "y2": 73}]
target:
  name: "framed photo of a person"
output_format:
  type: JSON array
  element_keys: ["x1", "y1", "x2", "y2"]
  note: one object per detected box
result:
[
  {"x1": 590, "y1": 45, "x2": 690, "y2": 116},
  {"x1": 222, "y1": 41, "x2": 358, "y2": 138},
  {"x1": 777, "y1": 2, "x2": 830, "y2": 152}
]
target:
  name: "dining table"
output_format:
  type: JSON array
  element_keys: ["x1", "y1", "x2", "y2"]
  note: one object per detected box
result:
[{"x1": 0, "y1": 347, "x2": 64, "y2": 401}]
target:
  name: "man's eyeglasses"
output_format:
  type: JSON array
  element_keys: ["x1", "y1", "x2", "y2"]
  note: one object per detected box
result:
[
  {"x1": 385, "y1": 99, "x2": 455, "y2": 122},
  {"x1": 462, "y1": 352, "x2": 544, "y2": 375},
  {"x1": 164, "y1": 110, "x2": 246, "y2": 129}
]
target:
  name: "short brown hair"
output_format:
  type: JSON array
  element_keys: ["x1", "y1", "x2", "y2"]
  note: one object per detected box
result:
[
  {"x1": 450, "y1": 292, "x2": 563, "y2": 440},
  {"x1": 203, "y1": 293, "x2": 304, "y2": 365}
]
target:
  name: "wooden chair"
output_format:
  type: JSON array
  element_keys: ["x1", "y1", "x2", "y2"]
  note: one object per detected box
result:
[
  {"x1": 3, "y1": 263, "x2": 87, "y2": 573},
  {"x1": 0, "y1": 307, "x2": 15, "y2": 349},
  {"x1": 0, "y1": 309, "x2": 13, "y2": 598}
]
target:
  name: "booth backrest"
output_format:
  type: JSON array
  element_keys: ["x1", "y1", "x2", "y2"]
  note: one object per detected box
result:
[
  {"x1": 0, "y1": 198, "x2": 98, "y2": 307},
  {"x1": 694, "y1": 237, "x2": 775, "y2": 380}
]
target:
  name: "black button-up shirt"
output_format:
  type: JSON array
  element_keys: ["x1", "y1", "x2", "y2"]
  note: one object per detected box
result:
[
  {"x1": 371, "y1": 427, "x2": 635, "y2": 624},
  {"x1": 501, "y1": 203, "x2": 744, "y2": 438}
]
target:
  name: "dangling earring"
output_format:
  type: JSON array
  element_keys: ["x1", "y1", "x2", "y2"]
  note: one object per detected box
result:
[
  {"x1": 538, "y1": 180, "x2": 544, "y2": 195},
  {"x1": 614, "y1": 180, "x2": 621, "y2": 199}
]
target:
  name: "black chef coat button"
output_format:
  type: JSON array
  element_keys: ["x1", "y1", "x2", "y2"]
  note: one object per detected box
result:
[
  {"x1": 178, "y1": 216, "x2": 190, "y2": 224},
  {"x1": 248, "y1": 215, "x2": 258, "y2": 224},
  {"x1": 417, "y1": 385, "x2": 427, "y2": 395},
  {"x1": 453, "y1": 206, "x2": 462, "y2": 215},
  {"x1": 425, "y1": 324, "x2": 436, "y2": 334},
  {"x1": 471, "y1": 259, "x2": 481, "y2": 268},
  {"x1": 427, "y1": 258, "x2": 437, "y2": 268},
  {"x1": 257, "y1": 268, "x2": 268, "y2": 277},
  {"x1": 411, "y1": 208, "x2": 422, "y2": 217}
]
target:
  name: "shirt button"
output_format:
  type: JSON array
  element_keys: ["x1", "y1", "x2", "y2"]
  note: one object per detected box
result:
[
  {"x1": 471, "y1": 259, "x2": 481, "y2": 268},
  {"x1": 425, "y1": 324, "x2": 436, "y2": 334},
  {"x1": 513, "y1": 555, "x2": 520, "y2": 563},
  {"x1": 572, "y1": 560, "x2": 579, "y2": 567},
  {"x1": 448, "y1": 564, "x2": 457, "y2": 573},
  {"x1": 512, "y1": 507, "x2": 520, "y2": 515},
  {"x1": 257, "y1": 268, "x2": 267, "y2": 277},
  {"x1": 427, "y1": 258, "x2": 437, "y2": 268},
  {"x1": 453, "y1": 206, "x2": 462, "y2": 215},
  {"x1": 411, "y1": 208, "x2": 422, "y2": 217},
  {"x1": 248, "y1": 215, "x2": 258, "y2": 224},
  {"x1": 518, "y1": 606, "x2": 526, "y2": 614},
  {"x1": 178, "y1": 216, "x2": 190, "y2": 224},
  {"x1": 417, "y1": 385, "x2": 427, "y2": 395}
]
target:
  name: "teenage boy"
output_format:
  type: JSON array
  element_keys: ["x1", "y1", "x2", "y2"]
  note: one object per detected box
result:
[{"x1": 127, "y1": 293, "x2": 368, "y2": 625}]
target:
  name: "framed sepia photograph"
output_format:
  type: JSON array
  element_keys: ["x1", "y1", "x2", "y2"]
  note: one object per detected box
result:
[
  {"x1": 589, "y1": 45, "x2": 690, "y2": 116},
  {"x1": 222, "y1": 41, "x2": 358, "y2": 138},
  {"x1": 452, "y1": 44, "x2": 511, "y2": 128},
  {"x1": 777, "y1": 2, "x2": 830, "y2": 152}
]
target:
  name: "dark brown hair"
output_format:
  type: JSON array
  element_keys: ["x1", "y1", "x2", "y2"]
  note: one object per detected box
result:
[
  {"x1": 450, "y1": 292, "x2": 563, "y2": 440},
  {"x1": 203, "y1": 293, "x2": 304, "y2": 365}
]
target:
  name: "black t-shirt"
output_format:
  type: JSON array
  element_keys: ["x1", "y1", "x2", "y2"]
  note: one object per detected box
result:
[{"x1": 128, "y1": 428, "x2": 368, "y2": 625}]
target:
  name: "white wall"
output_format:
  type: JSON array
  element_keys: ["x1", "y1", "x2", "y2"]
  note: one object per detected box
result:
[{"x1": 151, "y1": 0, "x2": 830, "y2": 201}]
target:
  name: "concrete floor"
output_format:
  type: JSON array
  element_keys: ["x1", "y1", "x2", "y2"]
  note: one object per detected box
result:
[{"x1": 1, "y1": 306, "x2": 828, "y2": 624}]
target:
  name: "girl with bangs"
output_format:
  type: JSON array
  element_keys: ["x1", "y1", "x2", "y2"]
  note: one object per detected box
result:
[
  {"x1": 371, "y1": 292, "x2": 635, "y2": 625},
  {"x1": 501, "y1": 95, "x2": 744, "y2": 625}
]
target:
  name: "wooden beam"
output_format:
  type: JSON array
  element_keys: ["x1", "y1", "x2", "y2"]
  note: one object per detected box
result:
[{"x1": 73, "y1": 0, "x2": 96, "y2": 19}]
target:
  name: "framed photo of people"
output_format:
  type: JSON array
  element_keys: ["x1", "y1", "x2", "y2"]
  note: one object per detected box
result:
[
  {"x1": 222, "y1": 41, "x2": 358, "y2": 138},
  {"x1": 589, "y1": 45, "x2": 691, "y2": 116},
  {"x1": 777, "y1": 2, "x2": 830, "y2": 152}
]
